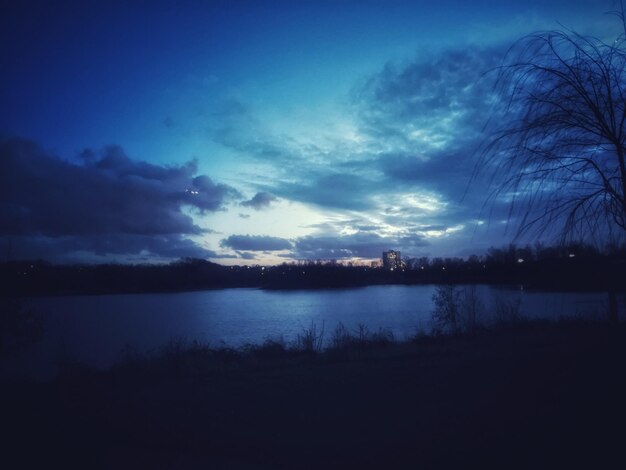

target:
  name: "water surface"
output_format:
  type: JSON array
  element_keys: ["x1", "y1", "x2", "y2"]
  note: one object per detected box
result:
[{"x1": 2, "y1": 285, "x2": 611, "y2": 380}]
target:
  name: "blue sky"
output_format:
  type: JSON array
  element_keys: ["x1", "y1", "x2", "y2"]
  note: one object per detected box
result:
[{"x1": 0, "y1": 0, "x2": 618, "y2": 264}]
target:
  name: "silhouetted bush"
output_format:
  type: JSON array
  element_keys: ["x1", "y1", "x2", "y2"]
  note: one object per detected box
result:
[
  {"x1": 431, "y1": 285, "x2": 462, "y2": 334},
  {"x1": 246, "y1": 338, "x2": 289, "y2": 360},
  {"x1": 294, "y1": 321, "x2": 325, "y2": 354},
  {"x1": 459, "y1": 285, "x2": 485, "y2": 334},
  {"x1": 432, "y1": 285, "x2": 519, "y2": 334},
  {"x1": 329, "y1": 322, "x2": 352, "y2": 350}
]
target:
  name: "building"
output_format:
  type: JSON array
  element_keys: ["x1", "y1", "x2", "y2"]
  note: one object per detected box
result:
[{"x1": 382, "y1": 250, "x2": 402, "y2": 270}]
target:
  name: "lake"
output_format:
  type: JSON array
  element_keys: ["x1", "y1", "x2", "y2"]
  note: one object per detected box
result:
[{"x1": 1, "y1": 284, "x2": 613, "y2": 380}]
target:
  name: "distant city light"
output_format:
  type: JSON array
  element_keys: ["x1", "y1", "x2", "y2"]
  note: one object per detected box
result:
[{"x1": 382, "y1": 250, "x2": 402, "y2": 271}]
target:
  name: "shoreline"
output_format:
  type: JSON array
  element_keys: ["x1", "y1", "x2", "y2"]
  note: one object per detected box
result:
[{"x1": 4, "y1": 319, "x2": 626, "y2": 468}]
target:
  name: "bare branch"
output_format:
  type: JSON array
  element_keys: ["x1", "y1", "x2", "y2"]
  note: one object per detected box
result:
[{"x1": 477, "y1": 9, "x2": 626, "y2": 245}]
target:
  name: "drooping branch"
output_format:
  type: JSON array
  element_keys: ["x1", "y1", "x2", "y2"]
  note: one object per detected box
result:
[{"x1": 478, "y1": 13, "x2": 626, "y2": 244}]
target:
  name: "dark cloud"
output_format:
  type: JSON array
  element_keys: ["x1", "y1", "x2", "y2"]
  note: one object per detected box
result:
[
  {"x1": 313, "y1": 46, "x2": 512, "y2": 239},
  {"x1": 206, "y1": 100, "x2": 377, "y2": 213},
  {"x1": 375, "y1": 151, "x2": 479, "y2": 203},
  {"x1": 271, "y1": 173, "x2": 376, "y2": 211},
  {"x1": 0, "y1": 138, "x2": 238, "y2": 260},
  {"x1": 354, "y1": 224, "x2": 381, "y2": 232},
  {"x1": 239, "y1": 213, "x2": 251, "y2": 219},
  {"x1": 186, "y1": 174, "x2": 240, "y2": 212},
  {"x1": 211, "y1": 253, "x2": 240, "y2": 259},
  {"x1": 240, "y1": 192, "x2": 278, "y2": 210},
  {"x1": 220, "y1": 234, "x2": 292, "y2": 251},
  {"x1": 353, "y1": 46, "x2": 503, "y2": 148},
  {"x1": 351, "y1": 47, "x2": 507, "y2": 202},
  {"x1": 294, "y1": 231, "x2": 429, "y2": 259},
  {"x1": 1, "y1": 234, "x2": 216, "y2": 263},
  {"x1": 221, "y1": 47, "x2": 506, "y2": 221},
  {"x1": 236, "y1": 251, "x2": 257, "y2": 260}
]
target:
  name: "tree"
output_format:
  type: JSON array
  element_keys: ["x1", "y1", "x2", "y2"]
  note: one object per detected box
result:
[
  {"x1": 431, "y1": 285, "x2": 484, "y2": 334},
  {"x1": 479, "y1": 4, "x2": 626, "y2": 244},
  {"x1": 478, "y1": 4, "x2": 626, "y2": 323},
  {"x1": 431, "y1": 285, "x2": 461, "y2": 334}
]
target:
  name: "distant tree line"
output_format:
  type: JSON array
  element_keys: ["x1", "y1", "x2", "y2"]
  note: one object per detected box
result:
[{"x1": 0, "y1": 243, "x2": 624, "y2": 296}]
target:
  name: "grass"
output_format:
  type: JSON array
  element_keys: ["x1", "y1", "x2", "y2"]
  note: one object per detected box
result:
[
  {"x1": 93, "y1": 311, "x2": 612, "y2": 385},
  {"x1": 5, "y1": 315, "x2": 626, "y2": 469},
  {"x1": 3, "y1": 288, "x2": 624, "y2": 468}
]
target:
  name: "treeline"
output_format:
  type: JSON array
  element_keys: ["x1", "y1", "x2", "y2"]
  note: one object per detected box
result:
[
  {"x1": 0, "y1": 259, "x2": 255, "y2": 296},
  {"x1": 1, "y1": 243, "x2": 625, "y2": 296},
  {"x1": 404, "y1": 242, "x2": 625, "y2": 291}
]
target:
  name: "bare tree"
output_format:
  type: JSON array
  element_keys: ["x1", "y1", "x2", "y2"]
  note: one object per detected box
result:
[{"x1": 479, "y1": 4, "x2": 626, "y2": 244}]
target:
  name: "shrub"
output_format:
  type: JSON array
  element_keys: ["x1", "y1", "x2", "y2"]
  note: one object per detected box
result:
[
  {"x1": 431, "y1": 285, "x2": 462, "y2": 334},
  {"x1": 460, "y1": 285, "x2": 485, "y2": 334},
  {"x1": 294, "y1": 321, "x2": 325, "y2": 353},
  {"x1": 330, "y1": 322, "x2": 353, "y2": 350},
  {"x1": 247, "y1": 338, "x2": 288, "y2": 360}
]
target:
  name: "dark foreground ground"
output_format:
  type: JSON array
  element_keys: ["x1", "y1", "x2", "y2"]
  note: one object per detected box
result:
[{"x1": 3, "y1": 321, "x2": 626, "y2": 469}]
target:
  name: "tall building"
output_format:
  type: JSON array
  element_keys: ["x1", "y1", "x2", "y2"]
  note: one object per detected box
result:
[{"x1": 382, "y1": 250, "x2": 401, "y2": 270}]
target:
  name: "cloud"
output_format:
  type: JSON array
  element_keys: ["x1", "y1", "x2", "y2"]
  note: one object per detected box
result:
[
  {"x1": 0, "y1": 138, "x2": 238, "y2": 261},
  {"x1": 353, "y1": 47, "x2": 503, "y2": 151},
  {"x1": 200, "y1": 46, "x2": 523, "y2": 257},
  {"x1": 220, "y1": 234, "x2": 292, "y2": 251},
  {"x1": 185, "y1": 174, "x2": 241, "y2": 212},
  {"x1": 294, "y1": 231, "x2": 429, "y2": 260},
  {"x1": 270, "y1": 172, "x2": 377, "y2": 211},
  {"x1": 372, "y1": 151, "x2": 479, "y2": 204},
  {"x1": 335, "y1": 46, "x2": 513, "y2": 234},
  {"x1": 208, "y1": 47, "x2": 506, "y2": 224},
  {"x1": 240, "y1": 191, "x2": 278, "y2": 210},
  {"x1": 0, "y1": 234, "x2": 216, "y2": 263},
  {"x1": 349, "y1": 46, "x2": 507, "y2": 198}
]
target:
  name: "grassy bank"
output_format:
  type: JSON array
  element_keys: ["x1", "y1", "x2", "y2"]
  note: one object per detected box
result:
[{"x1": 3, "y1": 318, "x2": 626, "y2": 469}]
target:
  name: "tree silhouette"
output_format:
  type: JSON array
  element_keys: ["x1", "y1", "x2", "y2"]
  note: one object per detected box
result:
[{"x1": 479, "y1": 4, "x2": 626, "y2": 244}]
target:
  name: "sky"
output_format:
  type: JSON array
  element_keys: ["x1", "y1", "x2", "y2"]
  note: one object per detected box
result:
[{"x1": 0, "y1": 0, "x2": 619, "y2": 264}]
